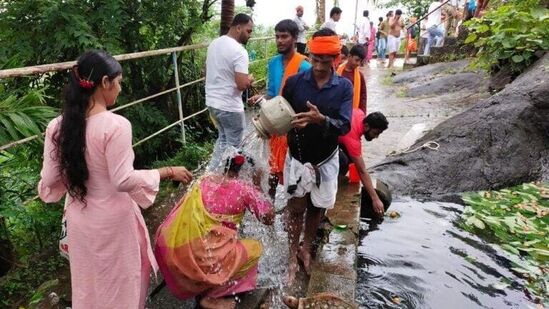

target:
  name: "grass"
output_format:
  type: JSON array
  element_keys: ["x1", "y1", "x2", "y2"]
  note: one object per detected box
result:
[
  {"x1": 381, "y1": 74, "x2": 395, "y2": 86},
  {"x1": 396, "y1": 87, "x2": 408, "y2": 98}
]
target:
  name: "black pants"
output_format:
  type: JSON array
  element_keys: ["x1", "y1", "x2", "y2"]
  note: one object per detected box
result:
[
  {"x1": 338, "y1": 146, "x2": 350, "y2": 176},
  {"x1": 361, "y1": 187, "x2": 391, "y2": 219},
  {"x1": 296, "y1": 42, "x2": 306, "y2": 55}
]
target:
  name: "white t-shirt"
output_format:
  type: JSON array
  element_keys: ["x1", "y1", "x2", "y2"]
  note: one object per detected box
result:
[
  {"x1": 358, "y1": 17, "x2": 371, "y2": 44},
  {"x1": 321, "y1": 18, "x2": 338, "y2": 34},
  {"x1": 293, "y1": 16, "x2": 308, "y2": 43},
  {"x1": 425, "y1": 2, "x2": 442, "y2": 29},
  {"x1": 205, "y1": 35, "x2": 249, "y2": 112}
]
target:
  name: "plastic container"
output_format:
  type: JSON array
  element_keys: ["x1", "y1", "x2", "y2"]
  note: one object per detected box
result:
[{"x1": 348, "y1": 163, "x2": 360, "y2": 183}]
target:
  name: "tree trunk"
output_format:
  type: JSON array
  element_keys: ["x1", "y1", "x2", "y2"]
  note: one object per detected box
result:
[
  {"x1": 316, "y1": 0, "x2": 326, "y2": 25},
  {"x1": 220, "y1": 0, "x2": 235, "y2": 36},
  {"x1": 0, "y1": 217, "x2": 14, "y2": 276}
]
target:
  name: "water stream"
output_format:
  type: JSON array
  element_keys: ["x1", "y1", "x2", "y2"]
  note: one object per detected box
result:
[{"x1": 356, "y1": 197, "x2": 529, "y2": 309}]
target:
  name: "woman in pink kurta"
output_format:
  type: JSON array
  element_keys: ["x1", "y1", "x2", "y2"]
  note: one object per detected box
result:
[
  {"x1": 38, "y1": 50, "x2": 192, "y2": 309},
  {"x1": 367, "y1": 22, "x2": 376, "y2": 62}
]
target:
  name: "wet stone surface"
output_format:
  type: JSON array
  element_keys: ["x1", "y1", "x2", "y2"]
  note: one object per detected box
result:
[
  {"x1": 392, "y1": 59, "x2": 471, "y2": 84},
  {"x1": 404, "y1": 72, "x2": 488, "y2": 97}
]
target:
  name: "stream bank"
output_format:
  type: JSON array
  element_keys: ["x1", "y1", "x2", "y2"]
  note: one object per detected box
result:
[{"x1": 370, "y1": 55, "x2": 549, "y2": 201}]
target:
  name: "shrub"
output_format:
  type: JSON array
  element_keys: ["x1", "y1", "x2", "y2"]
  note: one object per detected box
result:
[{"x1": 464, "y1": 0, "x2": 549, "y2": 74}]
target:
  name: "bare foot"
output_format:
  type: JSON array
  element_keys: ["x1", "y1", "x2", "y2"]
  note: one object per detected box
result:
[
  {"x1": 199, "y1": 296, "x2": 236, "y2": 309},
  {"x1": 287, "y1": 257, "x2": 298, "y2": 285},
  {"x1": 282, "y1": 295, "x2": 299, "y2": 309},
  {"x1": 297, "y1": 247, "x2": 312, "y2": 275}
]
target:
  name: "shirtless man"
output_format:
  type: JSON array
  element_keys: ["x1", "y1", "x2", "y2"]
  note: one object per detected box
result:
[{"x1": 387, "y1": 9, "x2": 404, "y2": 69}]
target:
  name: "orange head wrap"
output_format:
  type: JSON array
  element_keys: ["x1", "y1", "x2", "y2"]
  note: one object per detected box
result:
[
  {"x1": 307, "y1": 35, "x2": 341, "y2": 56},
  {"x1": 308, "y1": 35, "x2": 342, "y2": 68}
]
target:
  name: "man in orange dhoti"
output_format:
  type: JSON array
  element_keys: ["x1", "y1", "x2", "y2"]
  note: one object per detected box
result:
[{"x1": 249, "y1": 19, "x2": 311, "y2": 199}]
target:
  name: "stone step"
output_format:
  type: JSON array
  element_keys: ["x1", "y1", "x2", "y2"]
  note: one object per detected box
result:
[{"x1": 305, "y1": 183, "x2": 361, "y2": 306}]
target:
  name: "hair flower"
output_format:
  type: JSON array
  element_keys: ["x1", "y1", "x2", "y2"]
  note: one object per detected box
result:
[
  {"x1": 79, "y1": 79, "x2": 95, "y2": 89},
  {"x1": 233, "y1": 155, "x2": 245, "y2": 166}
]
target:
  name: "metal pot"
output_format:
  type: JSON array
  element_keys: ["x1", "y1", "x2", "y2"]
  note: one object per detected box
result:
[{"x1": 252, "y1": 96, "x2": 295, "y2": 139}]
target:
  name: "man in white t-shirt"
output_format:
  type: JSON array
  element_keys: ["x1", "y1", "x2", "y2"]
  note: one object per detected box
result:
[
  {"x1": 321, "y1": 6, "x2": 342, "y2": 34},
  {"x1": 206, "y1": 13, "x2": 254, "y2": 170},
  {"x1": 358, "y1": 10, "x2": 371, "y2": 51},
  {"x1": 293, "y1": 5, "x2": 309, "y2": 55},
  {"x1": 423, "y1": 0, "x2": 444, "y2": 56}
]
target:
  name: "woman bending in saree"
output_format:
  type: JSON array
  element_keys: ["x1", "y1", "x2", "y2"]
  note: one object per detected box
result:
[{"x1": 155, "y1": 152, "x2": 275, "y2": 309}]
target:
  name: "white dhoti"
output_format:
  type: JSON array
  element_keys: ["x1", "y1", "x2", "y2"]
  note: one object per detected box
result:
[
  {"x1": 387, "y1": 35, "x2": 401, "y2": 53},
  {"x1": 284, "y1": 149, "x2": 339, "y2": 209}
]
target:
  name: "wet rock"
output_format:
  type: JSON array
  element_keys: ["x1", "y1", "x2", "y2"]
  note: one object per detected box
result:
[
  {"x1": 405, "y1": 72, "x2": 488, "y2": 97},
  {"x1": 488, "y1": 66, "x2": 515, "y2": 93},
  {"x1": 371, "y1": 54, "x2": 549, "y2": 199},
  {"x1": 393, "y1": 60, "x2": 470, "y2": 84},
  {"x1": 300, "y1": 292, "x2": 358, "y2": 309}
]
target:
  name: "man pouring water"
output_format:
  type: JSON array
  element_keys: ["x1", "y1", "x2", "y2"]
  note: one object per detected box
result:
[{"x1": 279, "y1": 28, "x2": 353, "y2": 283}]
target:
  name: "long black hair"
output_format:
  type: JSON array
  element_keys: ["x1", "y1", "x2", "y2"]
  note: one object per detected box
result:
[{"x1": 54, "y1": 50, "x2": 122, "y2": 202}]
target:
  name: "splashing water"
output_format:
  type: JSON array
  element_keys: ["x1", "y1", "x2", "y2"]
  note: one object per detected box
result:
[{"x1": 196, "y1": 122, "x2": 291, "y2": 308}]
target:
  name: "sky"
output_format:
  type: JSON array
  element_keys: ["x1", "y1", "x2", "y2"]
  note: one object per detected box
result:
[{"x1": 234, "y1": 0, "x2": 402, "y2": 36}]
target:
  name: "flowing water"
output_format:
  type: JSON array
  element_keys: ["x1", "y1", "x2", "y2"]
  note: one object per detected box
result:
[
  {"x1": 239, "y1": 124, "x2": 294, "y2": 308},
  {"x1": 356, "y1": 197, "x2": 529, "y2": 309}
]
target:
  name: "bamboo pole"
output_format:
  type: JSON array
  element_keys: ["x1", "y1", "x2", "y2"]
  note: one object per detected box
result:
[{"x1": 0, "y1": 37, "x2": 273, "y2": 79}]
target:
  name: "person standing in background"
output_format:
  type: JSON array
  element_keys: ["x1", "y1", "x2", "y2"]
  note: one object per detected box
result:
[
  {"x1": 375, "y1": 16, "x2": 383, "y2": 58},
  {"x1": 367, "y1": 21, "x2": 376, "y2": 63},
  {"x1": 422, "y1": 0, "x2": 444, "y2": 56},
  {"x1": 321, "y1": 6, "x2": 342, "y2": 34},
  {"x1": 293, "y1": 5, "x2": 309, "y2": 55},
  {"x1": 248, "y1": 19, "x2": 312, "y2": 199},
  {"x1": 387, "y1": 9, "x2": 404, "y2": 69},
  {"x1": 206, "y1": 14, "x2": 254, "y2": 171},
  {"x1": 337, "y1": 45, "x2": 367, "y2": 113},
  {"x1": 404, "y1": 16, "x2": 419, "y2": 64},
  {"x1": 357, "y1": 10, "x2": 371, "y2": 57},
  {"x1": 377, "y1": 11, "x2": 392, "y2": 64}
]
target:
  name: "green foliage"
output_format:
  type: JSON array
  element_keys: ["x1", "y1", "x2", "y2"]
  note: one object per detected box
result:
[
  {"x1": 0, "y1": 146, "x2": 62, "y2": 256},
  {"x1": 464, "y1": 0, "x2": 549, "y2": 74},
  {"x1": 381, "y1": 0, "x2": 433, "y2": 17},
  {"x1": 152, "y1": 138, "x2": 213, "y2": 172},
  {"x1": 461, "y1": 183, "x2": 549, "y2": 303},
  {"x1": 248, "y1": 36, "x2": 276, "y2": 90},
  {"x1": 0, "y1": 87, "x2": 57, "y2": 145},
  {"x1": 0, "y1": 251, "x2": 67, "y2": 308}
]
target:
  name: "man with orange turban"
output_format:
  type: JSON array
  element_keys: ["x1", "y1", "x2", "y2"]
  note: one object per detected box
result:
[{"x1": 280, "y1": 28, "x2": 353, "y2": 284}]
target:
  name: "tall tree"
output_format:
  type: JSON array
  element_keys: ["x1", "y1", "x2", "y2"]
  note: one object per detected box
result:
[
  {"x1": 220, "y1": 0, "x2": 235, "y2": 35},
  {"x1": 316, "y1": 0, "x2": 326, "y2": 25}
]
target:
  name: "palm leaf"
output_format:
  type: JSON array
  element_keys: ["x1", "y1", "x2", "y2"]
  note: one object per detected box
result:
[{"x1": 0, "y1": 88, "x2": 57, "y2": 146}]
